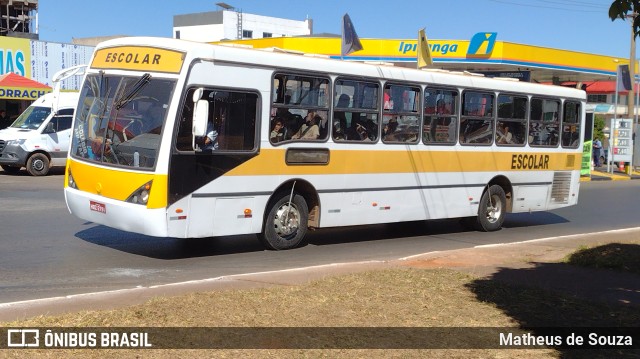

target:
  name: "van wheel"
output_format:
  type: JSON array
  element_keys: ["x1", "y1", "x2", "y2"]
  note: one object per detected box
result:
[
  {"x1": 258, "y1": 192, "x2": 308, "y2": 250},
  {"x1": 26, "y1": 153, "x2": 50, "y2": 176},
  {"x1": 1, "y1": 165, "x2": 21, "y2": 174},
  {"x1": 476, "y1": 185, "x2": 506, "y2": 232}
]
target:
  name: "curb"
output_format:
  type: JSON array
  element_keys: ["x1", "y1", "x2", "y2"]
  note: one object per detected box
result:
[{"x1": 581, "y1": 170, "x2": 640, "y2": 181}]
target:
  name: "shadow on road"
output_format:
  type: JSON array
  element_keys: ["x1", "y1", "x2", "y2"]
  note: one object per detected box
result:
[
  {"x1": 0, "y1": 167, "x2": 65, "y2": 176},
  {"x1": 465, "y1": 243, "x2": 640, "y2": 358},
  {"x1": 74, "y1": 225, "x2": 265, "y2": 259},
  {"x1": 501, "y1": 211, "x2": 569, "y2": 229},
  {"x1": 74, "y1": 210, "x2": 571, "y2": 259}
]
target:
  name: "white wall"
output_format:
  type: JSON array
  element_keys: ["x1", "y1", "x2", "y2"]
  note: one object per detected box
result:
[
  {"x1": 175, "y1": 24, "x2": 226, "y2": 42},
  {"x1": 174, "y1": 11, "x2": 311, "y2": 42}
]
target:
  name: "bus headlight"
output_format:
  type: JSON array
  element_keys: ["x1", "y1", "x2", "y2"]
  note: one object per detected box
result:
[
  {"x1": 126, "y1": 180, "x2": 153, "y2": 205},
  {"x1": 67, "y1": 169, "x2": 78, "y2": 189}
]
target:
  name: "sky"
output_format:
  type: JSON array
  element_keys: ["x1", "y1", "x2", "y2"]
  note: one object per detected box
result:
[{"x1": 38, "y1": 0, "x2": 634, "y2": 59}]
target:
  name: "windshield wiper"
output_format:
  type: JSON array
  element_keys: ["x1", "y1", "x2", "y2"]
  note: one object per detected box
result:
[{"x1": 115, "y1": 73, "x2": 152, "y2": 110}]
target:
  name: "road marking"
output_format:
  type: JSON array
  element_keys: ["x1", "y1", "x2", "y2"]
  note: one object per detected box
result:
[
  {"x1": 2, "y1": 227, "x2": 639, "y2": 310},
  {"x1": 0, "y1": 261, "x2": 386, "y2": 309},
  {"x1": 472, "y1": 227, "x2": 640, "y2": 249}
]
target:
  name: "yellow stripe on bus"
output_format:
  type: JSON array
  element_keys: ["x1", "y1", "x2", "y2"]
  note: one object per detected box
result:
[
  {"x1": 66, "y1": 159, "x2": 168, "y2": 209},
  {"x1": 227, "y1": 149, "x2": 581, "y2": 176}
]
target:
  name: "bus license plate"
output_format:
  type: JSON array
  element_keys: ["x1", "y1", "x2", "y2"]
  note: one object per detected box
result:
[{"x1": 90, "y1": 200, "x2": 106, "y2": 214}]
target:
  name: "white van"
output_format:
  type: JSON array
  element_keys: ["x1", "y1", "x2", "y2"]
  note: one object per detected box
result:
[
  {"x1": 0, "y1": 92, "x2": 78, "y2": 175},
  {"x1": 0, "y1": 66, "x2": 85, "y2": 176}
]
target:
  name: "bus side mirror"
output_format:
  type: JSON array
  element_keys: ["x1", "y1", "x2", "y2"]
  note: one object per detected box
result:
[{"x1": 192, "y1": 99, "x2": 209, "y2": 151}]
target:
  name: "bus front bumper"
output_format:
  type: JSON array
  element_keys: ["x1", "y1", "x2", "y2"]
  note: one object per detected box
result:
[{"x1": 65, "y1": 187, "x2": 168, "y2": 237}]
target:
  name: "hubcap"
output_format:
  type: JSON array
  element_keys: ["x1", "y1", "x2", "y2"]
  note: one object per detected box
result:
[
  {"x1": 32, "y1": 159, "x2": 45, "y2": 171},
  {"x1": 273, "y1": 203, "x2": 300, "y2": 238},
  {"x1": 486, "y1": 194, "x2": 503, "y2": 223}
]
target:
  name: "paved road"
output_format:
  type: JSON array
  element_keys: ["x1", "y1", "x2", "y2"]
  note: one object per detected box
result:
[{"x1": 1, "y1": 168, "x2": 639, "y2": 304}]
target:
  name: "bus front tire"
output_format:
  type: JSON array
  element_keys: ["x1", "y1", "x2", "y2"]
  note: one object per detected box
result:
[
  {"x1": 26, "y1": 153, "x2": 50, "y2": 176},
  {"x1": 1, "y1": 165, "x2": 21, "y2": 174},
  {"x1": 258, "y1": 192, "x2": 308, "y2": 250},
  {"x1": 476, "y1": 184, "x2": 506, "y2": 232}
]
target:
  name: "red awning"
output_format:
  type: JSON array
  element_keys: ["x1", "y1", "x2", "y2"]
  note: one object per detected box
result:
[
  {"x1": 0, "y1": 72, "x2": 51, "y2": 100},
  {"x1": 568, "y1": 81, "x2": 640, "y2": 94}
]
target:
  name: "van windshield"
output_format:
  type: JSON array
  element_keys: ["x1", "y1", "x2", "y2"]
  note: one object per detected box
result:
[
  {"x1": 11, "y1": 106, "x2": 52, "y2": 130},
  {"x1": 70, "y1": 73, "x2": 176, "y2": 170}
]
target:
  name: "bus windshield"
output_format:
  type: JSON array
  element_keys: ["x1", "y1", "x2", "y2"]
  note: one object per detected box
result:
[
  {"x1": 70, "y1": 73, "x2": 176, "y2": 169},
  {"x1": 11, "y1": 106, "x2": 52, "y2": 130}
]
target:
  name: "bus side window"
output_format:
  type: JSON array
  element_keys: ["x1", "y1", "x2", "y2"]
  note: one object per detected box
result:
[
  {"x1": 460, "y1": 91, "x2": 494, "y2": 145},
  {"x1": 423, "y1": 88, "x2": 458, "y2": 145},
  {"x1": 271, "y1": 73, "x2": 330, "y2": 144},
  {"x1": 561, "y1": 101, "x2": 581, "y2": 148},
  {"x1": 333, "y1": 78, "x2": 380, "y2": 143},
  {"x1": 382, "y1": 84, "x2": 420, "y2": 144},
  {"x1": 496, "y1": 94, "x2": 527, "y2": 146},
  {"x1": 176, "y1": 88, "x2": 258, "y2": 152}
]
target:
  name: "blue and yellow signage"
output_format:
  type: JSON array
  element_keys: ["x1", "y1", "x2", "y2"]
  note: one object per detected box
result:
[
  {"x1": 220, "y1": 31, "x2": 625, "y2": 80},
  {"x1": 0, "y1": 37, "x2": 30, "y2": 77}
]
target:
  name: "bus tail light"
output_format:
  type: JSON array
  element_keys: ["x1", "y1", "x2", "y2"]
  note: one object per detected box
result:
[{"x1": 126, "y1": 180, "x2": 153, "y2": 205}]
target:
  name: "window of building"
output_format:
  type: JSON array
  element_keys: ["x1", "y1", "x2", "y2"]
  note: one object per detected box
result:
[
  {"x1": 561, "y1": 101, "x2": 581, "y2": 148},
  {"x1": 587, "y1": 94, "x2": 607, "y2": 103},
  {"x1": 333, "y1": 78, "x2": 380, "y2": 142},
  {"x1": 423, "y1": 87, "x2": 458, "y2": 145},
  {"x1": 270, "y1": 73, "x2": 330, "y2": 143},
  {"x1": 460, "y1": 91, "x2": 494, "y2": 145},
  {"x1": 175, "y1": 30, "x2": 180, "y2": 39},
  {"x1": 496, "y1": 94, "x2": 527, "y2": 146},
  {"x1": 529, "y1": 98, "x2": 560, "y2": 147},
  {"x1": 263, "y1": 32, "x2": 273, "y2": 38},
  {"x1": 242, "y1": 30, "x2": 253, "y2": 39}
]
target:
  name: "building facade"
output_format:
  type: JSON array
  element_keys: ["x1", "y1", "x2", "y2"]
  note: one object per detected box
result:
[{"x1": 173, "y1": 9, "x2": 312, "y2": 42}]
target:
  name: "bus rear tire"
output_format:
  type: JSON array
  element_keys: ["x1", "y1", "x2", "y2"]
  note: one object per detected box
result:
[
  {"x1": 26, "y1": 153, "x2": 50, "y2": 176},
  {"x1": 1, "y1": 165, "x2": 21, "y2": 174},
  {"x1": 476, "y1": 184, "x2": 506, "y2": 232},
  {"x1": 258, "y1": 192, "x2": 308, "y2": 250}
]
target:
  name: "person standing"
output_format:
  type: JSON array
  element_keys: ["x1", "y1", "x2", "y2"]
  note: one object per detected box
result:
[
  {"x1": 592, "y1": 137, "x2": 602, "y2": 167},
  {"x1": 0, "y1": 110, "x2": 10, "y2": 129},
  {"x1": 602, "y1": 135, "x2": 610, "y2": 166}
]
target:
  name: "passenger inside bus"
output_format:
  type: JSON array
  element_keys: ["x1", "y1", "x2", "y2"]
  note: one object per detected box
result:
[
  {"x1": 497, "y1": 123, "x2": 513, "y2": 144},
  {"x1": 333, "y1": 94, "x2": 350, "y2": 139},
  {"x1": 383, "y1": 117, "x2": 399, "y2": 141},
  {"x1": 270, "y1": 119, "x2": 285, "y2": 143},
  {"x1": 291, "y1": 111, "x2": 320, "y2": 140}
]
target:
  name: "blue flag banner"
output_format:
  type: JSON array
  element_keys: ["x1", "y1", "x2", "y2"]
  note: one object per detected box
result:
[
  {"x1": 341, "y1": 13, "x2": 363, "y2": 57},
  {"x1": 617, "y1": 64, "x2": 632, "y2": 91}
]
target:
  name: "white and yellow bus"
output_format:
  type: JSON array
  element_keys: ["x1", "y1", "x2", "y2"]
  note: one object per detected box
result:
[{"x1": 64, "y1": 37, "x2": 585, "y2": 250}]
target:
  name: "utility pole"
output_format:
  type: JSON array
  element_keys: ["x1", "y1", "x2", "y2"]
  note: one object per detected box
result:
[{"x1": 628, "y1": 12, "x2": 637, "y2": 122}]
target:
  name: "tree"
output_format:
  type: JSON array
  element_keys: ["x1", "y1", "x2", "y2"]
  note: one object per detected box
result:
[
  {"x1": 594, "y1": 115, "x2": 606, "y2": 141},
  {"x1": 610, "y1": 0, "x2": 640, "y2": 36}
]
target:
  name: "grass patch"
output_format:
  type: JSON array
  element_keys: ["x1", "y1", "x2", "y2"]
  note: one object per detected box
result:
[
  {"x1": 564, "y1": 242, "x2": 640, "y2": 274},
  {"x1": 4, "y1": 265, "x2": 639, "y2": 358}
]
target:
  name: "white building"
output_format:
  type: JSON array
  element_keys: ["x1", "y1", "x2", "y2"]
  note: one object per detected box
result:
[{"x1": 173, "y1": 9, "x2": 312, "y2": 42}]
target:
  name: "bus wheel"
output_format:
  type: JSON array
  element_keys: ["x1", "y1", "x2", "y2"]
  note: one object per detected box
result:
[
  {"x1": 259, "y1": 192, "x2": 308, "y2": 250},
  {"x1": 26, "y1": 153, "x2": 50, "y2": 176},
  {"x1": 476, "y1": 185, "x2": 506, "y2": 232},
  {"x1": 1, "y1": 165, "x2": 21, "y2": 174}
]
